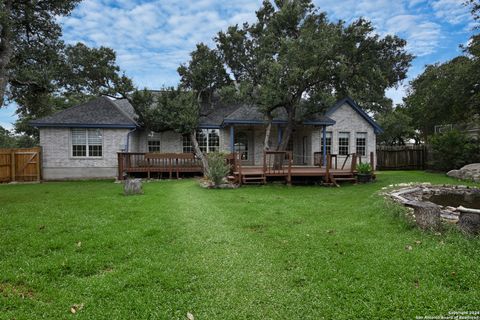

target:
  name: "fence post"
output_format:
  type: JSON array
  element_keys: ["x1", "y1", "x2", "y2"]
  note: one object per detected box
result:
[
  {"x1": 36, "y1": 148, "x2": 41, "y2": 181},
  {"x1": 370, "y1": 151, "x2": 375, "y2": 171},
  {"x1": 10, "y1": 150, "x2": 15, "y2": 182}
]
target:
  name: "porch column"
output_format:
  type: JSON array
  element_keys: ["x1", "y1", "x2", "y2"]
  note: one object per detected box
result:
[
  {"x1": 230, "y1": 125, "x2": 235, "y2": 153},
  {"x1": 278, "y1": 125, "x2": 283, "y2": 145},
  {"x1": 322, "y1": 125, "x2": 327, "y2": 167}
]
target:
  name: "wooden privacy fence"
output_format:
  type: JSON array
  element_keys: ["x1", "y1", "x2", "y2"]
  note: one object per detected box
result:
[
  {"x1": 376, "y1": 145, "x2": 427, "y2": 170},
  {"x1": 0, "y1": 147, "x2": 41, "y2": 182}
]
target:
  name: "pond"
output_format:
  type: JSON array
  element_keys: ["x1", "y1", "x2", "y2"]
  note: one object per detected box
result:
[{"x1": 426, "y1": 193, "x2": 480, "y2": 209}]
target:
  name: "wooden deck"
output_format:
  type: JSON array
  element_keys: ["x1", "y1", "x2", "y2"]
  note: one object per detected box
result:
[
  {"x1": 231, "y1": 151, "x2": 362, "y2": 186},
  {"x1": 118, "y1": 151, "x2": 370, "y2": 186}
]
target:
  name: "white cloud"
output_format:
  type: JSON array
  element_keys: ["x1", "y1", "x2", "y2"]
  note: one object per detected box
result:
[
  {"x1": 430, "y1": 0, "x2": 471, "y2": 25},
  {"x1": 54, "y1": 0, "x2": 473, "y2": 100}
]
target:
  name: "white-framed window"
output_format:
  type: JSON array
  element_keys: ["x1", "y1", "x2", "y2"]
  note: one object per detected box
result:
[
  {"x1": 321, "y1": 131, "x2": 332, "y2": 154},
  {"x1": 183, "y1": 129, "x2": 220, "y2": 153},
  {"x1": 338, "y1": 132, "x2": 350, "y2": 156},
  {"x1": 356, "y1": 132, "x2": 367, "y2": 156},
  {"x1": 71, "y1": 128, "x2": 103, "y2": 157},
  {"x1": 147, "y1": 132, "x2": 161, "y2": 152}
]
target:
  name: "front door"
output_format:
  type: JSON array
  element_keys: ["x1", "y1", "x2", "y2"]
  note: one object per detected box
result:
[{"x1": 234, "y1": 130, "x2": 254, "y2": 165}]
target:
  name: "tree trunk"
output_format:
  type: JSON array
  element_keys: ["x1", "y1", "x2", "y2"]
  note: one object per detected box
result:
[
  {"x1": 190, "y1": 131, "x2": 209, "y2": 176},
  {"x1": 0, "y1": 0, "x2": 13, "y2": 107},
  {"x1": 277, "y1": 107, "x2": 295, "y2": 151},
  {"x1": 263, "y1": 112, "x2": 273, "y2": 151}
]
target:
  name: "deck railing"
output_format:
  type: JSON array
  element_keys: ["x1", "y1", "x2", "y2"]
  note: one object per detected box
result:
[
  {"x1": 117, "y1": 152, "x2": 203, "y2": 180},
  {"x1": 263, "y1": 151, "x2": 293, "y2": 183}
]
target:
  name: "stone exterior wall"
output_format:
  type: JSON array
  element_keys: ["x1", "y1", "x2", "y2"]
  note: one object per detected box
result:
[
  {"x1": 39, "y1": 102, "x2": 378, "y2": 179},
  {"x1": 311, "y1": 102, "x2": 377, "y2": 168},
  {"x1": 133, "y1": 130, "x2": 183, "y2": 153},
  {"x1": 40, "y1": 127, "x2": 130, "y2": 180}
]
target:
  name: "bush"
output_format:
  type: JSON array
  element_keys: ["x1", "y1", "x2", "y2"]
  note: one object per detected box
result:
[
  {"x1": 206, "y1": 152, "x2": 230, "y2": 187},
  {"x1": 429, "y1": 130, "x2": 480, "y2": 171},
  {"x1": 356, "y1": 162, "x2": 372, "y2": 174}
]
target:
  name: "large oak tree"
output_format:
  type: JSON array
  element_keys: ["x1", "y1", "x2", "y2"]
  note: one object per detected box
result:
[{"x1": 215, "y1": 0, "x2": 413, "y2": 151}]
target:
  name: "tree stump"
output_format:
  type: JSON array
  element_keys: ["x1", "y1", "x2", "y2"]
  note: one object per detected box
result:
[
  {"x1": 459, "y1": 213, "x2": 480, "y2": 235},
  {"x1": 406, "y1": 201, "x2": 442, "y2": 230},
  {"x1": 124, "y1": 178, "x2": 143, "y2": 196}
]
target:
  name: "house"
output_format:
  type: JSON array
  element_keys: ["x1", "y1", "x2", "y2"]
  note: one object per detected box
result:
[{"x1": 30, "y1": 96, "x2": 382, "y2": 180}]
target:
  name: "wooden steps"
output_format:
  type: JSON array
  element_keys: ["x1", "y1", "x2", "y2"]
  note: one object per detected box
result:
[{"x1": 242, "y1": 174, "x2": 266, "y2": 185}]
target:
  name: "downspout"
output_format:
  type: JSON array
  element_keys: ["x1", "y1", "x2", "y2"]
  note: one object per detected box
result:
[{"x1": 126, "y1": 127, "x2": 137, "y2": 152}]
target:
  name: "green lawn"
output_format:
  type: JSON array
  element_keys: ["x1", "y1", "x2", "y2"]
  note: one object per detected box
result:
[{"x1": 1, "y1": 171, "x2": 479, "y2": 319}]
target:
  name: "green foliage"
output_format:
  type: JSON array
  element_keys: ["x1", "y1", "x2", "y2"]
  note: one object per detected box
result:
[
  {"x1": 377, "y1": 108, "x2": 417, "y2": 145},
  {"x1": 214, "y1": 0, "x2": 412, "y2": 150},
  {"x1": 206, "y1": 152, "x2": 230, "y2": 187},
  {"x1": 403, "y1": 56, "x2": 477, "y2": 139},
  {"x1": 0, "y1": 126, "x2": 37, "y2": 148},
  {"x1": 10, "y1": 43, "x2": 134, "y2": 137},
  {"x1": 1, "y1": 172, "x2": 480, "y2": 319},
  {"x1": 429, "y1": 130, "x2": 480, "y2": 171},
  {"x1": 177, "y1": 43, "x2": 230, "y2": 101},
  {"x1": 356, "y1": 162, "x2": 372, "y2": 174},
  {"x1": 403, "y1": 2, "x2": 479, "y2": 140},
  {"x1": 0, "y1": 2, "x2": 134, "y2": 138}
]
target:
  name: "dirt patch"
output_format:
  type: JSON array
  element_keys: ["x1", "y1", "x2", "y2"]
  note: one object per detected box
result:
[
  {"x1": 0, "y1": 282, "x2": 35, "y2": 299},
  {"x1": 244, "y1": 224, "x2": 268, "y2": 233}
]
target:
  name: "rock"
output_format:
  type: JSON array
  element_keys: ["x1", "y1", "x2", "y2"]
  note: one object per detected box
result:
[
  {"x1": 458, "y1": 212, "x2": 480, "y2": 235},
  {"x1": 447, "y1": 163, "x2": 480, "y2": 182},
  {"x1": 447, "y1": 170, "x2": 459, "y2": 179},
  {"x1": 405, "y1": 200, "x2": 442, "y2": 230},
  {"x1": 124, "y1": 178, "x2": 143, "y2": 195}
]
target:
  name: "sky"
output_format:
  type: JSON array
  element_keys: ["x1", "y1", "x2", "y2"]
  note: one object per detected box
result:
[{"x1": 0, "y1": 0, "x2": 475, "y2": 130}]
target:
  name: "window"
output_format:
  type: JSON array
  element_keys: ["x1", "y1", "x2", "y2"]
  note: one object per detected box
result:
[
  {"x1": 321, "y1": 131, "x2": 332, "y2": 154},
  {"x1": 182, "y1": 129, "x2": 220, "y2": 153},
  {"x1": 71, "y1": 128, "x2": 102, "y2": 157},
  {"x1": 356, "y1": 132, "x2": 367, "y2": 156},
  {"x1": 338, "y1": 132, "x2": 350, "y2": 156},
  {"x1": 234, "y1": 132, "x2": 249, "y2": 160},
  {"x1": 147, "y1": 132, "x2": 161, "y2": 152}
]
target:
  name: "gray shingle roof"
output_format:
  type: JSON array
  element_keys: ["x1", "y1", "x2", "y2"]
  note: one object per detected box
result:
[
  {"x1": 30, "y1": 96, "x2": 137, "y2": 128},
  {"x1": 223, "y1": 104, "x2": 335, "y2": 125}
]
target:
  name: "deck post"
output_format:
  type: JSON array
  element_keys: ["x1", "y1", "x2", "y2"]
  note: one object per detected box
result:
[
  {"x1": 322, "y1": 125, "x2": 327, "y2": 167},
  {"x1": 370, "y1": 151, "x2": 375, "y2": 171},
  {"x1": 277, "y1": 125, "x2": 283, "y2": 145},
  {"x1": 351, "y1": 153, "x2": 357, "y2": 173},
  {"x1": 287, "y1": 151, "x2": 292, "y2": 185},
  {"x1": 325, "y1": 154, "x2": 330, "y2": 183},
  {"x1": 230, "y1": 126, "x2": 235, "y2": 153},
  {"x1": 117, "y1": 153, "x2": 123, "y2": 180}
]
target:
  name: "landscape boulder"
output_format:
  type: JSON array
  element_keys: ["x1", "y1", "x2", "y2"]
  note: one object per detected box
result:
[
  {"x1": 124, "y1": 178, "x2": 143, "y2": 195},
  {"x1": 447, "y1": 163, "x2": 480, "y2": 182}
]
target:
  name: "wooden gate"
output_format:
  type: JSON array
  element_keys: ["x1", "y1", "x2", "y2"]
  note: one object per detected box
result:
[{"x1": 0, "y1": 147, "x2": 41, "y2": 182}]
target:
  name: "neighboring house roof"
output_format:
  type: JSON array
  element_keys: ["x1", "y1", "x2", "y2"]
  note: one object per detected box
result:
[
  {"x1": 30, "y1": 96, "x2": 138, "y2": 129},
  {"x1": 326, "y1": 97, "x2": 383, "y2": 134}
]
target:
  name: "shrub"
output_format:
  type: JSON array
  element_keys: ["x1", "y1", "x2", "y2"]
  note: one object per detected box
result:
[
  {"x1": 429, "y1": 130, "x2": 480, "y2": 171},
  {"x1": 206, "y1": 152, "x2": 230, "y2": 187},
  {"x1": 356, "y1": 162, "x2": 372, "y2": 174}
]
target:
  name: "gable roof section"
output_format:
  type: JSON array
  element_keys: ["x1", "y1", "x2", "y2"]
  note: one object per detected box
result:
[
  {"x1": 326, "y1": 97, "x2": 383, "y2": 134},
  {"x1": 30, "y1": 96, "x2": 138, "y2": 129},
  {"x1": 222, "y1": 104, "x2": 335, "y2": 126}
]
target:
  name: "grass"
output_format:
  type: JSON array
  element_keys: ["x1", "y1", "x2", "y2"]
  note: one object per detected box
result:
[{"x1": 1, "y1": 171, "x2": 479, "y2": 319}]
